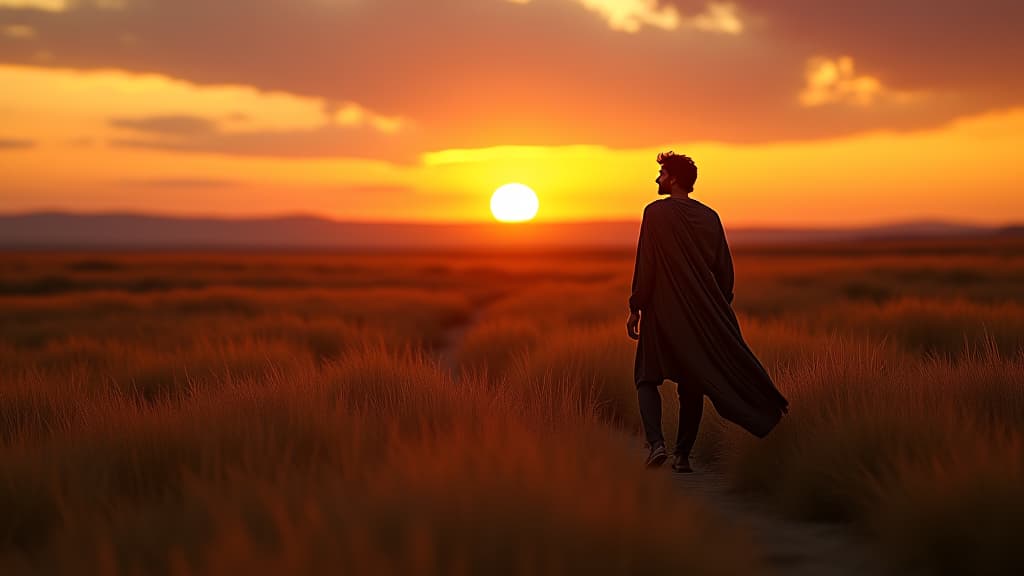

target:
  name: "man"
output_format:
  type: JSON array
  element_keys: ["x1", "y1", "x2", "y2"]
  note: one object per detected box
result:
[{"x1": 627, "y1": 151, "x2": 789, "y2": 473}]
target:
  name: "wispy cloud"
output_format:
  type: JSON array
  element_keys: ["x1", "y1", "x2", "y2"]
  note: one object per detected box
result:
[
  {"x1": 119, "y1": 178, "x2": 237, "y2": 189},
  {"x1": 2, "y1": 23, "x2": 34, "y2": 37},
  {"x1": 0, "y1": 137, "x2": 34, "y2": 149},
  {"x1": 574, "y1": 0, "x2": 682, "y2": 33},
  {"x1": 799, "y1": 56, "x2": 920, "y2": 108},
  {"x1": 0, "y1": 0, "x2": 66, "y2": 13},
  {"x1": 799, "y1": 56, "x2": 882, "y2": 107},
  {"x1": 687, "y1": 2, "x2": 741, "y2": 34},
  {"x1": 329, "y1": 101, "x2": 407, "y2": 135},
  {"x1": 510, "y1": 0, "x2": 741, "y2": 34},
  {"x1": 0, "y1": 0, "x2": 128, "y2": 12},
  {"x1": 110, "y1": 115, "x2": 218, "y2": 136},
  {"x1": 109, "y1": 114, "x2": 417, "y2": 163}
]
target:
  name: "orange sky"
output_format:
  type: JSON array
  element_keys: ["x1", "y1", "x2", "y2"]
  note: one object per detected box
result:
[{"x1": 0, "y1": 0, "x2": 1022, "y2": 226}]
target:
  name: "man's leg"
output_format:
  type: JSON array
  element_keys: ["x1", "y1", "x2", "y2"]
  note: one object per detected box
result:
[
  {"x1": 674, "y1": 381, "x2": 704, "y2": 460},
  {"x1": 637, "y1": 381, "x2": 665, "y2": 448}
]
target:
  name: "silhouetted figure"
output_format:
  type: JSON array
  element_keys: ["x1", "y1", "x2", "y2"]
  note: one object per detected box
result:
[{"x1": 627, "y1": 152, "x2": 789, "y2": 472}]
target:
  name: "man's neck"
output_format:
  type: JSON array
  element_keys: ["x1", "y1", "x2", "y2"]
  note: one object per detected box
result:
[{"x1": 669, "y1": 191, "x2": 690, "y2": 200}]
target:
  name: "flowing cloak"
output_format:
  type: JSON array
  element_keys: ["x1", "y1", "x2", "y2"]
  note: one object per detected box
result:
[{"x1": 629, "y1": 197, "x2": 789, "y2": 438}]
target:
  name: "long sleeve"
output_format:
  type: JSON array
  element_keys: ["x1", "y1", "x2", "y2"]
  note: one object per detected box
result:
[
  {"x1": 713, "y1": 222, "x2": 735, "y2": 305},
  {"x1": 629, "y1": 209, "x2": 656, "y2": 314}
]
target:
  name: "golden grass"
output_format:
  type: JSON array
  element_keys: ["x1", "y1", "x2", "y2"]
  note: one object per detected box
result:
[
  {"x1": 0, "y1": 345, "x2": 764, "y2": 575},
  {"x1": 691, "y1": 329, "x2": 1021, "y2": 575},
  {"x1": 3, "y1": 241, "x2": 1024, "y2": 574},
  {"x1": 822, "y1": 297, "x2": 1024, "y2": 358},
  {"x1": 0, "y1": 256, "x2": 764, "y2": 575}
]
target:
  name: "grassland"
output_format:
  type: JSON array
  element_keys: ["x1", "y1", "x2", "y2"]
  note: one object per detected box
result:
[{"x1": 1, "y1": 238, "x2": 1022, "y2": 575}]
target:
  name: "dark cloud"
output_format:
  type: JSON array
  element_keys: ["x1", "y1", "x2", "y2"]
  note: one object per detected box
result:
[
  {"x1": 718, "y1": 1, "x2": 1024, "y2": 96},
  {"x1": 108, "y1": 113, "x2": 419, "y2": 162},
  {"x1": 0, "y1": 138, "x2": 35, "y2": 149},
  {"x1": 1, "y1": 0, "x2": 1020, "y2": 159},
  {"x1": 110, "y1": 115, "x2": 218, "y2": 135},
  {"x1": 120, "y1": 178, "x2": 237, "y2": 189}
]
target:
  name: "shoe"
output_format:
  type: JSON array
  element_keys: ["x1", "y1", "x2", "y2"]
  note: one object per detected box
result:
[
  {"x1": 645, "y1": 443, "x2": 667, "y2": 468},
  {"x1": 671, "y1": 454, "x2": 693, "y2": 473}
]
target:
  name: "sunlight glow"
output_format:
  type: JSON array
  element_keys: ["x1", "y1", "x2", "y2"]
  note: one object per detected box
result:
[{"x1": 490, "y1": 183, "x2": 539, "y2": 222}]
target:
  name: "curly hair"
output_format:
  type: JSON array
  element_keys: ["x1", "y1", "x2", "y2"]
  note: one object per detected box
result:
[{"x1": 657, "y1": 151, "x2": 698, "y2": 192}]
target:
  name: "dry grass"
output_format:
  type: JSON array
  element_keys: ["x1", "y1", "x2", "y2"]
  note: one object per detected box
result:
[
  {"x1": 0, "y1": 253, "x2": 762, "y2": 575},
  {"x1": 2, "y1": 240, "x2": 1024, "y2": 575},
  {"x1": 716, "y1": 335, "x2": 1024, "y2": 573},
  {"x1": 0, "y1": 344, "x2": 764, "y2": 575}
]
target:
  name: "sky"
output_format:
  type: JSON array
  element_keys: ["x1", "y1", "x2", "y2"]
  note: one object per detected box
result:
[{"x1": 0, "y1": 0, "x2": 1022, "y2": 226}]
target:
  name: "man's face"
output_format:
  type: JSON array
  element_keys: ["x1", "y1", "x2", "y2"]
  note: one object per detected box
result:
[{"x1": 656, "y1": 166, "x2": 674, "y2": 195}]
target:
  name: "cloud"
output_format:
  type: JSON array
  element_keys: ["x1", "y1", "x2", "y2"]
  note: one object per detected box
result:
[
  {"x1": 120, "y1": 178, "x2": 236, "y2": 188},
  {"x1": 511, "y1": 0, "x2": 741, "y2": 34},
  {"x1": 0, "y1": 64, "x2": 414, "y2": 161},
  {"x1": 0, "y1": 1, "x2": 65, "y2": 12},
  {"x1": 110, "y1": 115, "x2": 218, "y2": 135},
  {"x1": 798, "y1": 56, "x2": 916, "y2": 108},
  {"x1": 727, "y1": 0, "x2": 1024, "y2": 97},
  {"x1": 108, "y1": 113, "x2": 420, "y2": 163},
  {"x1": 571, "y1": 0, "x2": 682, "y2": 33},
  {"x1": 0, "y1": 0, "x2": 1021, "y2": 159},
  {"x1": 2, "y1": 23, "x2": 34, "y2": 37},
  {"x1": 686, "y1": 2, "x2": 741, "y2": 34},
  {"x1": 0, "y1": 1, "x2": 129, "y2": 12},
  {"x1": 0, "y1": 137, "x2": 34, "y2": 148},
  {"x1": 0, "y1": 64, "x2": 332, "y2": 133},
  {"x1": 329, "y1": 101, "x2": 406, "y2": 134}
]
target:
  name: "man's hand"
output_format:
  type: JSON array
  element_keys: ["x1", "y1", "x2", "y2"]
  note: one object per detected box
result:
[{"x1": 626, "y1": 311, "x2": 641, "y2": 340}]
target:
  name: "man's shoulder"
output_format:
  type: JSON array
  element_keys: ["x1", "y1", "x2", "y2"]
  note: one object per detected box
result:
[
  {"x1": 643, "y1": 198, "x2": 672, "y2": 214},
  {"x1": 689, "y1": 197, "x2": 719, "y2": 215},
  {"x1": 687, "y1": 199, "x2": 724, "y2": 227},
  {"x1": 644, "y1": 198, "x2": 720, "y2": 219}
]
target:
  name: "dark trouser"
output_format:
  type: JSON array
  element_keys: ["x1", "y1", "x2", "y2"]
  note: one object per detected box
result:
[{"x1": 637, "y1": 380, "x2": 704, "y2": 458}]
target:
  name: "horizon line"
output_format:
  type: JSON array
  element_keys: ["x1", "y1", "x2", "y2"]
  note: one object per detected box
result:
[{"x1": 2, "y1": 209, "x2": 1020, "y2": 231}]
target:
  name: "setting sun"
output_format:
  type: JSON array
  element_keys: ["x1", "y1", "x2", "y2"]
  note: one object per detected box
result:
[{"x1": 490, "y1": 183, "x2": 539, "y2": 223}]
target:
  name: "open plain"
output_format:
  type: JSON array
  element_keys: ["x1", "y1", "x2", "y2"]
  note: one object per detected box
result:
[{"x1": 2, "y1": 238, "x2": 1023, "y2": 575}]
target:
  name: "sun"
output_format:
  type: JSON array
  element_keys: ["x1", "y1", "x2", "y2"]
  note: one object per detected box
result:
[{"x1": 490, "y1": 183, "x2": 539, "y2": 223}]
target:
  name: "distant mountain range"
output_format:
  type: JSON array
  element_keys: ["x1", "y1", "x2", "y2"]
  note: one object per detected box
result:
[{"x1": 0, "y1": 212, "x2": 1020, "y2": 249}]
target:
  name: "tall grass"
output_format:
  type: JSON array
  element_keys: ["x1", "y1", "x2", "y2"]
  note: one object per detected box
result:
[
  {"x1": 822, "y1": 298, "x2": 1024, "y2": 358},
  {"x1": 710, "y1": 333, "x2": 1024, "y2": 574},
  {"x1": 0, "y1": 345, "x2": 765, "y2": 575},
  {"x1": 0, "y1": 286, "x2": 473, "y2": 357},
  {"x1": 4, "y1": 243, "x2": 1024, "y2": 575},
  {"x1": 435, "y1": 244, "x2": 1024, "y2": 575},
  {"x1": 0, "y1": 259, "x2": 764, "y2": 575}
]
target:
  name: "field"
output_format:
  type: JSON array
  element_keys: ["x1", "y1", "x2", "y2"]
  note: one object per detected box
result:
[{"x1": 2, "y1": 238, "x2": 1023, "y2": 575}]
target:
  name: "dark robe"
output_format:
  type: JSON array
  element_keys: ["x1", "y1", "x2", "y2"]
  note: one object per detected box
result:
[{"x1": 629, "y1": 197, "x2": 789, "y2": 438}]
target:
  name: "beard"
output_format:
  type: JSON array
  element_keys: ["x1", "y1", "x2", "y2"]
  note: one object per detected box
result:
[{"x1": 656, "y1": 178, "x2": 671, "y2": 195}]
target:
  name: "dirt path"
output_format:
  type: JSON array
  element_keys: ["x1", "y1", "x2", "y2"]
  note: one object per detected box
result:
[
  {"x1": 669, "y1": 466, "x2": 880, "y2": 575},
  {"x1": 435, "y1": 311, "x2": 478, "y2": 373},
  {"x1": 434, "y1": 299, "x2": 498, "y2": 374}
]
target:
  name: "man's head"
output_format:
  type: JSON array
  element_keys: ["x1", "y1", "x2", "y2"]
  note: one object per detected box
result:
[{"x1": 655, "y1": 151, "x2": 698, "y2": 195}]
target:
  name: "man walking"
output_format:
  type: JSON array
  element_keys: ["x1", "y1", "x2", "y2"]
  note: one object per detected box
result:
[{"x1": 627, "y1": 151, "x2": 789, "y2": 472}]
